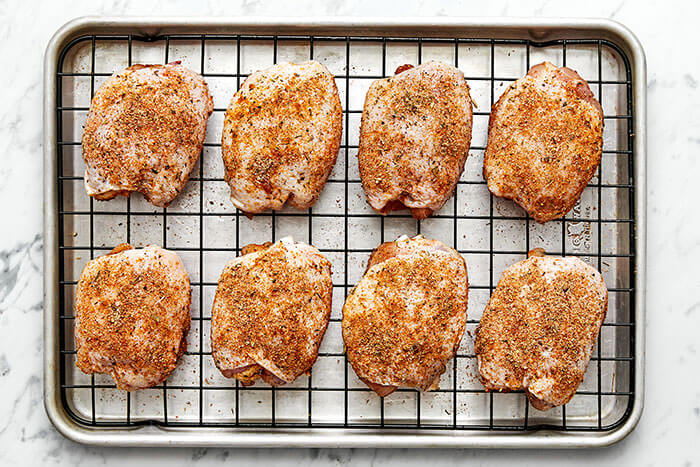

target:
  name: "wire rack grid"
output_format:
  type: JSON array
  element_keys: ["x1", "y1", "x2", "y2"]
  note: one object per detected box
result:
[{"x1": 55, "y1": 32, "x2": 636, "y2": 432}]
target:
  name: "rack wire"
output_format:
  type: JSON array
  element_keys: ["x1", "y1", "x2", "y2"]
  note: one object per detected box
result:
[{"x1": 55, "y1": 32, "x2": 636, "y2": 432}]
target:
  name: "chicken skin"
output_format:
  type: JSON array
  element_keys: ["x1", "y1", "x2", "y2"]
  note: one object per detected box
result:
[
  {"x1": 342, "y1": 235, "x2": 468, "y2": 396},
  {"x1": 475, "y1": 249, "x2": 608, "y2": 410},
  {"x1": 484, "y1": 62, "x2": 604, "y2": 222},
  {"x1": 222, "y1": 60, "x2": 342, "y2": 215},
  {"x1": 358, "y1": 61, "x2": 473, "y2": 219},
  {"x1": 74, "y1": 245, "x2": 192, "y2": 391},
  {"x1": 82, "y1": 62, "x2": 213, "y2": 207},
  {"x1": 211, "y1": 238, "x2": 332, "y2": 386}
]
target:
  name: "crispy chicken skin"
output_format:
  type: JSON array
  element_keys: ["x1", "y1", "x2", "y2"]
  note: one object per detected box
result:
[
  {"x1": 74, "y1": 245, "x2": 192, "y2": 391},
  {"x1": 342, "y1": 235, "x2": 469, "y2": 396},
  {"x1": 474, "y1": 250, "x2": 608, "y2": 410},
  {"x1": 211, "y1": 238, "x2": 332, "y2": 386},
  {"x1": 358, "y1": 61, "x2": 473, "y2": 220},
  {"x1": 483, "y1": 62, "x2": 604, "y2": 223},
  {"x1": 81, "y1": 62, "x2": 213, "y2": 207},
  {"x1": 222, "y1": 60, "x2": 342, "y2": 215}
]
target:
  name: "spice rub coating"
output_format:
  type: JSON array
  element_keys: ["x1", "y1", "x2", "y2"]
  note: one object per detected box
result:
[
  {"x1": 82, "y1": 62, "x2": 213, "y2": 207},
  {"x1": 484, "y1": 62, "x2": 603, "y2": 223},
  {"x1": 211, "y1": 238, "x2": 333, "y2": 386},
  {"x1": 358, "y1": 61, "x2": 473, "y2": 220},
  {"x1": 74, "y1": 245, "x2": 192, "y2": 391},
  {"x1": 475, "y1": 252, "x2": 608, "y2": 410},
  {"x1": 342, "y1": 235, "x2": 469, "y2": 396},
  {"x1": 222, "y1": 60, "x2": 342, "y2": 215}
]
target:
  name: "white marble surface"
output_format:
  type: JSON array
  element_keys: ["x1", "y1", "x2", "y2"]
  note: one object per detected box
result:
[{"x1": 1, "y1": 0, "x2": 698, "y2": 465}]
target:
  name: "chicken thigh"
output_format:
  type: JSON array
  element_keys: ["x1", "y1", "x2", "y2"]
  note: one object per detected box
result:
[
  {"x1": 221, "y1": 60, "x2": 342, "y2": 215},
  {"x1": 484, "y1": 62, "x2": 603, "y2": 222},
  {"x1": 74, "y1": 244, "x2": 192, "y2": 390},
  {"x1": 211, "y1": 238, "x2": 332, "y2": 386},
  {"x1": 358, "y1": 61, "x2": 473, "y2": 219},
  {"x1": 475, "y1": 250, "x2": 608, "y2": 410},
  {"x1": 82, "y1": 62, "x2": 213, "y2": 207},
  {"x1": 342, "y1": 235, "x2": 468, "y2": 396}
]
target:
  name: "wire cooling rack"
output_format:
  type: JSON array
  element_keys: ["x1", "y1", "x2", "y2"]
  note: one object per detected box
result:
[{"x1": 55, "y1": 32, "x2": 636, "y2": 433}]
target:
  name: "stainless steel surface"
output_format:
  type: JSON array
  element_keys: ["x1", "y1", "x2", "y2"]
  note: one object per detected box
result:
[{"x1": 43, "y1": 16, "x2": 646, "y2": 448}]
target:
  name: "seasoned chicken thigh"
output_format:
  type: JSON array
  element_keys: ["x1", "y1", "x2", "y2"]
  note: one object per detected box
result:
[
  {"x1": 475, "y1": 250, "x2": 608, "y2": 410},
  {"x1": 358, "y1": 61, "x2": 473, "y2": 219},
  {"x1": 342, "y1": 235, "x2": 468, "y2": 396},
  {"x1": 484, "y1": 62, "x2": 604, "y2": 222},
  {"x1": 82, "y1": 62, "x2": 213, "y2": 207},
  {"x1": 211, "y1": 238, "x2": 332, "y2": 386},
  {"x1": 222, "y1": 60, "x2": 342, "y2": 215},
  {"x1": 74, "y1": 245, "x2": 192, "y2": 391}
]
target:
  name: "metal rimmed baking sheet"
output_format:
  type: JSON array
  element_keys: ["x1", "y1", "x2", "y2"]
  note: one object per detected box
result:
[{"x1": 43, "y1": 16, "x2": 646, "y2": 448}]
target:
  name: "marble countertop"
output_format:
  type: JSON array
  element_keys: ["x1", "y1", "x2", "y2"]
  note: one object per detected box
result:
[{"x1": 1, "y1": 0, "x2": 698, "y2": 465}]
